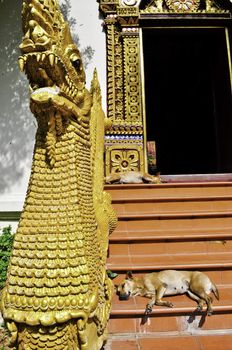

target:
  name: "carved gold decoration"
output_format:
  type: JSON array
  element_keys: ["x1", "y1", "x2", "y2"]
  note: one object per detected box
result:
[
  {"x1": 1, "y1": 1, "x2": 116, "y2": 349},
  {"x1": 117, "y1": 7, "x2": 140, "y2": 25},
  {"x1": 112, "y1": 149, "x2": 139, "y2": 171},
  {"x1": 123, "y1": 34, "x2": 142, "y2": 122},
  {"x1": 98, "y1": 0, "x2": 120, "y2": 14},
  {"x1": 142, "y1": 0, "x2": 165, "y2": 12},
  {"x1": 105, "y1": 121, "x2": 143, "y2": 134},
  {"x1": 166, "y1": 0, "x2": 200, "y2": 12},
  {"x1": 105, "y1": 18, "x2": 124, "y2": 120},
  {"x1": 121, "y1": 0, "x2": 140, "y2": 5},
  {"x1": 98, "y1": 0, "x2": 231, "y2": 177},
  {"x1": 105, "y1": 145, "x2": 144, "y2": 174},
  {"x1": 90, "y1": 69, "x2": 117, "y2": 336},
  {"x1": 142, "y1": 0, "x2": 229, "y2": 12}
]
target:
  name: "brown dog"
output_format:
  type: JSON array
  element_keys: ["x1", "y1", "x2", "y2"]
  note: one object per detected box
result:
[{"x1": 116, "y1": 270, "x2": 219, "y2": 315}]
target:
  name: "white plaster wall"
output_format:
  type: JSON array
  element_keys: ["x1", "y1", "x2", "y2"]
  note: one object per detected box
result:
[
  {"x1": 0, "y1": 0, "x2": 106, "y2": 225},
  {"x1": 71, "y1": 1, "x2": 107, "y2": 102}
]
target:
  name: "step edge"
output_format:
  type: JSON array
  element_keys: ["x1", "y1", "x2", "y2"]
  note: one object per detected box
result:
[
  {"x1": 110, "y1": 304, "x2": 232, "y2": 316},
  {"x1": 105, "y1": 182, "x2": 232, "y2": 190},
  {"x1": 108, "y1": 329, "x2": 232, "y2": 339},
  {"x1": 107, "y1": 261, "x2": 232, "y2": 271},
  {"x1": 112, "y1": 195, "x2": 232, "y2": 203},
  {"x1": 109, "y1": 233, "x2": 232, "y2": 242},
  {"x1": 117, "y1": 211, "x2": 232, "y2": 220}
]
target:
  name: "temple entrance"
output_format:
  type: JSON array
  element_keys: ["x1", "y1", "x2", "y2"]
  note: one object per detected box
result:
[{"x1": 143, "y1": 27, "x2": 232, "y2": 175}]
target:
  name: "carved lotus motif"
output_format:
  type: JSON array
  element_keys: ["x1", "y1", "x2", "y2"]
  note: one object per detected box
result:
[
  {"x1": 111, "y1": 149, "x2": 139, "y2": 172},
  {"x1": 166, "y1": 0, "x2": 200, "y2": 11}
]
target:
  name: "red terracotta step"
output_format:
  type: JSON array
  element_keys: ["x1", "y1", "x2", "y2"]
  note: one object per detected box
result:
[
  {"x1": 107, "y1": 252, "x2": 232, "y2": 271},
  {"x1": 105, "y1": 333, "x2": 232, "y2": 350},
  {"x1": 110, "y1": 227, "x2": 232, "y2": 241},
  {"x1": 108, "y1": 287, "x2": 232, "y2": 336},
  {"x1": 106, "y1": 181, "x2": 232, "y2": 341},
  {"x1": 116, "y1": 213, "x2": 232, "y2": 232},
  {"x1": 162, "y1": 174, "x2": 232, "y2": 182},
  {"x1": 117, "y1": 211, "x2": 232, "y2": 220},
  {"x1": 113, "y1": 196, "x2": 232, "y2": 215},
  {"x1": 109, "y1": 238, "x2": 232, "y2": 257},
  {"x1": 108, "y1": 313, "x2": 232, "y2": 336},
  {"x1": 105, "y1": 182, "x2": 232, "y2": 200}
]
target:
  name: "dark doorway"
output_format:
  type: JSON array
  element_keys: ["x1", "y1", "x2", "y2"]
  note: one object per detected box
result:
[{"x1": 143, "y1": 28, "x2": 232, "y2": 175}]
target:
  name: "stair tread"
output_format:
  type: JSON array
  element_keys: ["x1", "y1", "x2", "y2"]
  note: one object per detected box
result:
[
  {"x1": 105, "y1": 333, "x2": 232, "y2": 350},
  {"x1": 117, "y1": 211, "x2": 232, "y2": 219},
  {"x1": 107, "y1": 252, "x2": 232, "y2": 270},
  {"x1": 107, "y1": 181, "x2": 232, "y2": 337},
  {"x1": 110, "y1": 227, "x2": 232, "y2": 241},
  {"x1": 115, "y1": 206, "x2": 232, "y2": 220},
  {"x1": 113, "y1": 194, "x2": 232, "y2": 202},
  {"x1": 111, "y1": 286, "x2": 232, "y2": 316},
  {"x1": 105, "y1": 181, "x2": 232, "y2": 190}
]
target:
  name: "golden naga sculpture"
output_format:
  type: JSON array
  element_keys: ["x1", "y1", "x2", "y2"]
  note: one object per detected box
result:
[{"x1": 1, "y1": 0, "x2": 117, "y2": 349}]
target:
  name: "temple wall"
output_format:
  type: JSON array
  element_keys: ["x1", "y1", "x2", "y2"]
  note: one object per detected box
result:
[{"x1": 0, "y1": 0, "x2": 106, "y2": 232}]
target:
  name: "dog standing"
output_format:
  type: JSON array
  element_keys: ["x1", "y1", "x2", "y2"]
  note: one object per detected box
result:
[{"x1": 116, "y1": 270, "x2": 219, "y2": 315}]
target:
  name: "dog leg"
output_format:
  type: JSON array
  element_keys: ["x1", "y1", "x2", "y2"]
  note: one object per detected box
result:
[
  {"x1": 187, "y1": 290, "x2": 205, "y2": 311},
  {"x1": 145, "y1": 284, "x2": 173, "y2": 313},
  {"x1": 145, "y1": 294, "x2": 156, "y2": 314},
  {"x1": 155, "y1": 285, "x2": 174, "y2": 308},
  {"x1": 190, "y1": 289, "x2": 213, "y2": 315},
  {"x1": 104, "y1": 173, "x2": 121, "y2": 184},
  {"x1": 200, "y1": 293, "x2": 213, "y2": 315},
  {"x1": 142, "y1": 173, "x2": 161, "y2": 184}
]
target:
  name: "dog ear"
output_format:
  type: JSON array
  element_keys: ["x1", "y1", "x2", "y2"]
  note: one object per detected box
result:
[{"x1": 126, "y1": 271, "x2": 133, "y2": 280}]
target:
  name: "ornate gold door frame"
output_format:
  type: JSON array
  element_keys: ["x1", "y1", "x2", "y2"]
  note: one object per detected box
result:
[{"x1": 97, "y1": 0, "x2": 232, "y2": 176}]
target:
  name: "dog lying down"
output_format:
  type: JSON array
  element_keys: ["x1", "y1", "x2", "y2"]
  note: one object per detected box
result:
[
  {"x1": 105, "y1": 171, "x2": 161, "y2": 184},
  {"x1": 116, "y1": 270, "x2": 219, "y2": 315}
]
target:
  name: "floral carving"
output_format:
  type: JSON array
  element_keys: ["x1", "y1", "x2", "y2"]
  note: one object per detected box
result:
[
  {"x1": 166, "y1": 0, "x2": 200, "y2": 11},
  {"x1": 111, "y1": 149, "x2": 139, "y2": 172}
]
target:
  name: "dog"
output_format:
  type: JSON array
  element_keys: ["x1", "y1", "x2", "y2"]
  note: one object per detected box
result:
[
  {"x1": 116, "y1": 270, "x2": 219, "y2": 315},
  {"x1": 105, "y1": 171, "x2": 161, "y2": 184}
]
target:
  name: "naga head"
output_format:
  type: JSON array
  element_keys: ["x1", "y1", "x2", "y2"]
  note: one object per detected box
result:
[
  {"x1": 19, "y1": 0, "x2": 92, "y2": 166},
  {"x1": 19, "y1": 0, "x2": 90, "y2": 121}
]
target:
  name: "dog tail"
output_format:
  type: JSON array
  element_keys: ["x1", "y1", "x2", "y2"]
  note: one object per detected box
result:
[{"x1": 212, "y1": 282, "x2": 219, "y2": 300}]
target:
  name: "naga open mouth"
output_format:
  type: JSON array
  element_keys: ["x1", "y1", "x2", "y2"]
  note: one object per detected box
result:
[{"x1": 19, "y1": 51, "x2": 85, "y2": 108}]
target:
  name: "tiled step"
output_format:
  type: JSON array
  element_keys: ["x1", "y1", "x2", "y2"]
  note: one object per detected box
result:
[
  {"x1": 110, "y1": 226, "x2": 232, "y2": 241},
  {"x1": 108, "y1": 313, "x2": 232, "y2": 337},
  {"x1": 106, "y1": 182, "x2": 232, "y2": 343},
  {"x1": 117, "y1": 211, "x2": 232, "y2": 220},
  {"x1": 104, "y1": 332, "x2": 232, "y2": 350},
  {"x1": 113, "y1": 196, "x2": 232, "y2": 215},
  {"x1": 116, "y1": 212, "x2": 232, "y2": 232},
  {"x1": 109, "y1": 286, "x2": 232, "y2": 336},
  {"x1": 107, "y1": 252, "x2": 232, "y2": 271},
  {"x1": 109, "y1": 237, "x2": 232, "y2": 257},
  {"x1": 105, "y1": 182, "x2": 232, "y2": 200},
  {"x1": 162, "y1": 174, "x2": 232, "y2": 182}
]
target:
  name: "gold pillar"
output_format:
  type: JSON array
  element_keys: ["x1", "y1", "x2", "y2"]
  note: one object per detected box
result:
[{"x1": 102, "y1": 3, "x2": 145, "y2": 175}]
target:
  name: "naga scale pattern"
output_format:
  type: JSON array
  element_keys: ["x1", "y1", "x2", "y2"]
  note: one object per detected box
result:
[{"x1": 1, "y1": 0, "x2": 117, "y2": 349}]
